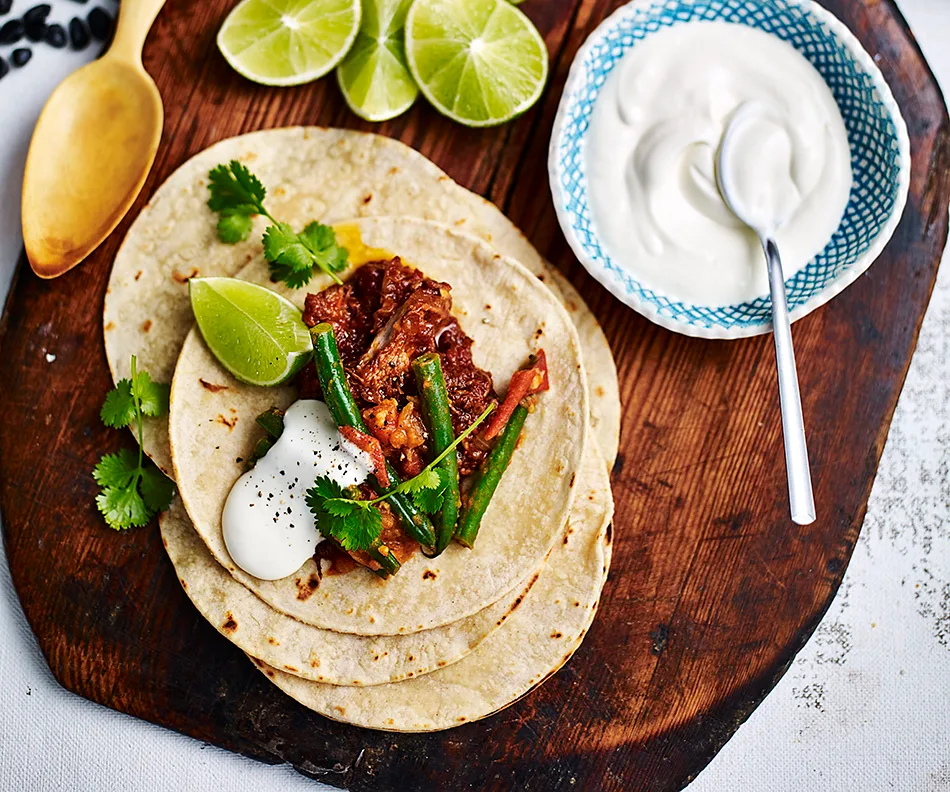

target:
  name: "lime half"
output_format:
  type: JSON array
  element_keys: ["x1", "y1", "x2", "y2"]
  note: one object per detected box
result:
[
  {"x1": 405, "y1": 0, "x2": 548, "y2": 127},
  {"x1": 337, "y1": 0, "x2": 419, "y2": 121},
  {"x1": 218, "y1": 0, "x2": 362, "y2": 87},
  {"x1": 190, "y1": 278, "x2": 312, "y2": 387}
]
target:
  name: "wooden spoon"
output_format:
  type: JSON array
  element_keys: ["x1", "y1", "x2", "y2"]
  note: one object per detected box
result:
[{"x1": 21, "y1": 0, "x2": 166, "y2": 279}]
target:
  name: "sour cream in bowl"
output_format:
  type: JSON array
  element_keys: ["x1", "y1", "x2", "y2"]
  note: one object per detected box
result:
[{"x1": 549, "y1": 0, "x2": 910, "y2": 339}]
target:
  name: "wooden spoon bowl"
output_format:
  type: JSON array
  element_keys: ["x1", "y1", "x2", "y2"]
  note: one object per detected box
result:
[{"x1": 21, "y1": 0, "x2": 166, "y2": 279}]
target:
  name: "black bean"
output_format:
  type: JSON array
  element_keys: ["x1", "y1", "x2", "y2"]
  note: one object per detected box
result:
[
  {"x1": 0, "y1": 56, "x2": 8, "y2": 80},
  {"x1": 0, "y1": 18, "x2": 24, "y2": 44},
  {"x1": 69, "y1": 0, "x2": 89, "y2": 3},
  {"x1": 25, "y1": 20, "x2": 47, "y2": 42},
  {"x1": 87, "y1": 7, "x2": 112, "y2": 41},
  {"x1": 0, "y1": 0, "x2": 13, "y2": 17},
  {"x1": 23, "y1": 4, "x2": 51, "y2": 25},
  {"x1": 45, "y1": 22, "x2": 66, "y2": 48},
  {"x1": 12, "y1": 47, "x2": 32, "y2": 67},
  {"x1": 68, "y1": 17, "x2": 89, "y2": 49}
]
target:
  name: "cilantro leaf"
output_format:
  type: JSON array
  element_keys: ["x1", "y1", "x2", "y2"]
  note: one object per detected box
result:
[
  {"x1": 131, "y1": 370, "x2": 169, "y2": 418},
  {"x1": 263, "y1": 222, "x2": 313, "y2": 271},
  {"x1": 93, "y1": 449, "x2": 138, "y2": 490},
  {"x1": 217, "y1": 213, "x2": 254, "y2": 244},
  {"x1": 306, "y1": 476, "x2": 383, "y2": 552},
  {"x1": 207, "y1": 161, "x2": 267, "y2": 215},
  {"x1": 309, "y1": 475, "x2": 344, "y2": 503},
  {"x1": 263, "y1": 221, "x2": 348, "y2": 288},
  {"x1": 100, "y1": 380, "x2": 136, "y2": 428},
  {"x1": 405, "y1": 466, "x2": 441, "y2": 493},
  {"x1": 323, "y1": 499, "x2": 358, "y2": 518},
  {"x1": 207, "y1": 161, "x2": 270, "y2": 243},
  {"x1": 93, "y1": 356, "x2": 176, "y2": 530},
  {"x1": 140, "y1": 466, "x2": 176, "y2": 513},
  {"x1": 345, "y1": 506, "x2": 383, "y2": 553},
  {"x1": 96, "y1": 483, "x2": 151, "y2": 530},
  {"x1": 411, "y1": 483, "x2": 446, "y2": 515},
  {"x1": 298, "y1": 221, "x2": 349, "y2": 274}
]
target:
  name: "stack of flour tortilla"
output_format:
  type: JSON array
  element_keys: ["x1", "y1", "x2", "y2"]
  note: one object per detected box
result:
[{"x1": 103, "y1": 129, "x2": 619, "y2": 732}]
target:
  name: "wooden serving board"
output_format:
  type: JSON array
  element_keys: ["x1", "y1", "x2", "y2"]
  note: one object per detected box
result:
[{"x1": 1, "y1": 1, "x2": 947, "y2": 789}]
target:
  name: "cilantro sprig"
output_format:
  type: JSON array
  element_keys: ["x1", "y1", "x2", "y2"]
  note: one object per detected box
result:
[
  {"x1": 207, "y1": 160, "x2": 348, "y2": 287},
  {"x1": 92, "y1": 356, "x2": 175, "y2": 530},
  {"x1": 306, "y1": 404, "x2": 494, "y2": 552}
]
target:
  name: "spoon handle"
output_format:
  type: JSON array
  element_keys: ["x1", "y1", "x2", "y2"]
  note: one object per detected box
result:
[
  {"x1": 764, "y1": 238, "x2": 816, "y2": 525},
  {"x1": 109, "y1": 0, "x2": 167, "y2": 65}
]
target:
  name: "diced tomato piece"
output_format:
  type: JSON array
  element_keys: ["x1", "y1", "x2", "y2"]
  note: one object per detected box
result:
[
  {"x1": 483, "y1": 350, "x2": 550, "y2": 441},
  {"x1": 339, "y1": 426, "x2": 391, "y2": 488}
]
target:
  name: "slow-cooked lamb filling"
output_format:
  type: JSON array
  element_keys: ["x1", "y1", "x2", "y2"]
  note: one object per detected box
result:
[{"x1": 299, "y1": 257, "x2": 498, "y2": 478}]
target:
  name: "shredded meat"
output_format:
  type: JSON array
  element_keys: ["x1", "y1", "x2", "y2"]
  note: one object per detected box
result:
[
  {"x1": 303, "y1": 263, "x2": 384, "y2": 364},
  {"x1": 351, "y1": 287, "x2": 453, "y2": 404},
  {"x1": 301, "y1": 257, "x2": 498, "y2": 477}
]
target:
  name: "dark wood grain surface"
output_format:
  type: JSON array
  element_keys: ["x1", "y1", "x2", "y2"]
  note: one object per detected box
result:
[{"x1": 1, "y1": 1, "x2": 947, "y2": 790}]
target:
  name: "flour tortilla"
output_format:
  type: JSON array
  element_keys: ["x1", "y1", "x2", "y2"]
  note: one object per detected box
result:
[
  {"x1": 103, "y1": 127, "x2": 619, "y2": 476},
  {"x1": 252, "y1": 451, "x2": 613, "y2": 731},
  {"x1": 159, "y1": 440, "x2": 607, "y2": 686},
  {"x1": 160, "y1": 502, "x2": 535, "y2": 686},
  {"x1": 169, "y1": 217, "x2": 588, "y2": 636}
]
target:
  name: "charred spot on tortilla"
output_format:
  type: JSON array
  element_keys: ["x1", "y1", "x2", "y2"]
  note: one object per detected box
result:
[
  {"x1": 222, "y1": 613, "x2": 238, "y2": 633},
  {"x1": 134, "y1": 270, "x2": 143, "y2": 281},
  {"x1": 172, "y1": 267, "x2": 199, "y2": 284},
  {"x1": 295, "y1": 573, "x2": 320, "y2": 601},
  {"x1": 199, "y1": 378, "x2": 228, "y2": 393},
  {"x1": 215, "y1": 414, "x2": 237, "y2": 430},
  {"x1": 141, "y1": 320, "x2": 152, "y2": 333},
  {"x1": 423, "y1": 569, "x2": 437, "y2": 580}
]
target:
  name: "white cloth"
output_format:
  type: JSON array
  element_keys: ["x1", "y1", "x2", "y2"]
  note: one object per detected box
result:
[{"x1": 0, "y1": 2, "x2": 947, "y2": 790}]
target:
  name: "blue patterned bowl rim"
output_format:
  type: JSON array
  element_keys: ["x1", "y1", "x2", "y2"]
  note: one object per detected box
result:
[{"x1": 548, "y1": 0, "x2": 911, "y2": 339}]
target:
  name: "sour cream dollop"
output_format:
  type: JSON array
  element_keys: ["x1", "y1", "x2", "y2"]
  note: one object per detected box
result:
[
  {"x1": 222, "y1": 400, "x2": 373, "y2": 581},
  {"x1": 585, "y1": 21, "x2": 852, "y2": 306}
]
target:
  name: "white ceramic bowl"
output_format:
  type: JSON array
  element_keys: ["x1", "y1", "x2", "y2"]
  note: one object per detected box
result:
[{"x1": 549, "y1": 0, "x2": 911, "y2": 339}]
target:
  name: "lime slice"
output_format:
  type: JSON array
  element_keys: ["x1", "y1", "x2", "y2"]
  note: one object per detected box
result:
[
  {"x1": 217, "y1": 0, "x2": 362, "y2": 87},
  {"x1": 336, "y1": 0, "x2": 419, "y2": 121},
  {"x1": 190, "y1": 278, "x2": 312, "y2": 387},
  {"x1": 404, "y1": 0, "x2": 548, "y2": 127}
]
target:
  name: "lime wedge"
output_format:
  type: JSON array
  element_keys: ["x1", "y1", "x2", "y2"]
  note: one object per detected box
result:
[
  {"x1": 404, "y1": 0, "x2": 548, "y2": 127},
  {"x1": 336, "y1": 0, "x2": 419, "y2": 122},
  {"x1": 190, "y1": 278, "x2": 312, "y2": 387},
  {"x1": 217, "y1": 0, "x2": 362, "y2": 87}
]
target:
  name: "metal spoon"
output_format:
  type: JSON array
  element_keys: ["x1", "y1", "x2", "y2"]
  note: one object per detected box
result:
[
  {"x1": 717, "y1": 105, "x2": 816, "y2": 526},
  {"x1": 21, "y1": 0, "x2": 166, "y2": 278}
]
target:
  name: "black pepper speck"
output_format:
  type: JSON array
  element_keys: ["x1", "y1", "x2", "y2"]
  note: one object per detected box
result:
[
  {"x1": 0, "y1": 0, "x2": 12, "y2": 16},
  {"x1": 0, "y1": 56, "x2": 8, "y2": 80}
]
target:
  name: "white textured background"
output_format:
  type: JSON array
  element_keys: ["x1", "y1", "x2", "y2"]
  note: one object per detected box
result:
[{"x1": 0, "y1": 1, "x2": 947, "y2": 790}]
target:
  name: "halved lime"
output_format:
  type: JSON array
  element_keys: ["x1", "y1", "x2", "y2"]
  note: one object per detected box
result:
[
  {"x1": 336, "y1": 0, "x2": 419, "y2": 122},
  {"x1": 217, "y1": 0, "x2": 362, "y2": 87},
  {"x1": 190, "y1": 278, "x2": 312, "y2": 387},
  {"x1": 404, "y1": 0, "x2": 548, "y2": 127}
]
